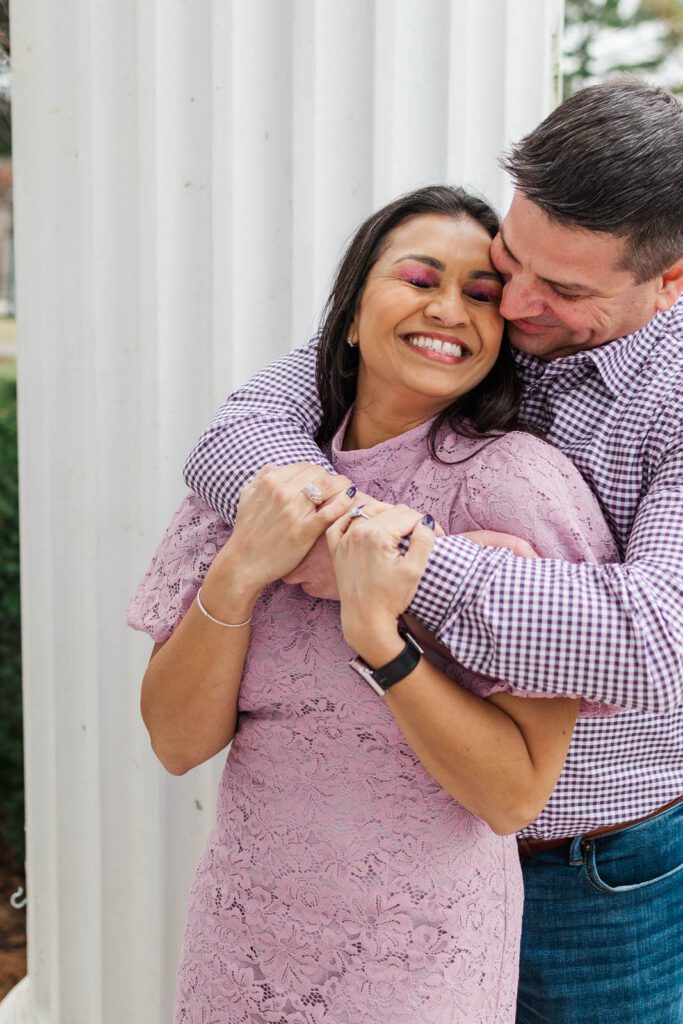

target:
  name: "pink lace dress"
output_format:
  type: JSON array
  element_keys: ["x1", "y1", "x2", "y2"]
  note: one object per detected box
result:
[{"x1": 128, "y1": 421, "x2": 617, "y2": 1024}]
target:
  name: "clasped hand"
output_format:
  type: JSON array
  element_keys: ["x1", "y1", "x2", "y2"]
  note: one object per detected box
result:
[
  {"x1": 222, "y1": 464, "x2": 535, "y2": 658},
  {"x1": 326, "y1": 504, "x2": 438, "y2": 660},
  {"x1": 220, "y1": 465, "x2": 437, "y2": 648},
  {"x1": 214, "y1": 463, "x2": 354, "y2": 595}
]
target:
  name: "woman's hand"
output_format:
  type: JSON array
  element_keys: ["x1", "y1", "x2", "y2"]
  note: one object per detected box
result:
[
  {"x1": 212, "y1": 463, "x2": 355, "y2": 599},
  {"x1": 327, "y1": 505, "x2": 437, "y2": 664},
  {"x1": 281, "y1": 490, "x2": 394, "y2": 599}
]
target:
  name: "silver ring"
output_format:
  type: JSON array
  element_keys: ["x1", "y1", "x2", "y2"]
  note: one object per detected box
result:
[
  {"x1": 348, "y1": 505, "x2": 371, "y2": 521},
  {"x1": 302, "y1": 483, "x2": 324, "y2": 506}
]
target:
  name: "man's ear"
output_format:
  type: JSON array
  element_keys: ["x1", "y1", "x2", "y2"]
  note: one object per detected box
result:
[{"x1": 654, "y1": 259, "x2": 683, "y2": 313}]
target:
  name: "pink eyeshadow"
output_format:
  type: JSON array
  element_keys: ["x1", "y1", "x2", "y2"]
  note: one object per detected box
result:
[{"x1": 396, "y1": 264, "x2": 438, "y2": 287}]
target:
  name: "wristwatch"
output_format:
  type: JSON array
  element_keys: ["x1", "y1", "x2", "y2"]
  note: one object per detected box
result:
[{"x1": 349, "y1": 629, "x2": 423, "y2": 697}]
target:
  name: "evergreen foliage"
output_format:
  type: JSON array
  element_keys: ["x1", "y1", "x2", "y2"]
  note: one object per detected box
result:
[
  {"x1": 564, "y1": 0, "x2": 683, "y2": 97},
  {"x1": 0, "y1": 374, "x2": 23, "y2": 868}
]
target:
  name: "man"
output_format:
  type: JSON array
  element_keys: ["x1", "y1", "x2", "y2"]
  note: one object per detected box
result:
[{"x1": 184, "y1": 79, "x2": 683, "y2": 1022}]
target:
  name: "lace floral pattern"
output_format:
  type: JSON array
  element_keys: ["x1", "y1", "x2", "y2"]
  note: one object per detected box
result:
[{"x1": 128, "y1": 422, "x2": 618, "y2": 1023}]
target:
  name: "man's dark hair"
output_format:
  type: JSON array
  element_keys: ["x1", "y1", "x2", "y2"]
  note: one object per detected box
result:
[
  {"x1": 314, "y1": 184, "x2": 522, "y2": 454},
  {"x1": 501, "y1": 77, "x2": 683, "y2": 283}
]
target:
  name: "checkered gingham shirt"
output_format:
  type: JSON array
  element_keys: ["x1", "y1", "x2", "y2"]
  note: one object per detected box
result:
[{"x1": 184, "y1": 298, "x2": 683, "y2": 840}]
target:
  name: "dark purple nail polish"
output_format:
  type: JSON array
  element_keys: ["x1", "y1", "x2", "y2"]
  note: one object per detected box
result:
[
  {"x1": 346, "y1": 486, "x2": 357, "y2": 498},
  {"x1": 422, "y1": 514, "x2": 435, "y2": 530}
]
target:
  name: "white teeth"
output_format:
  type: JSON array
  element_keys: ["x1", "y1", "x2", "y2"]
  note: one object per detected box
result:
[{"x1": 405, "y1": 335, "x2": 464, "y2": 357}]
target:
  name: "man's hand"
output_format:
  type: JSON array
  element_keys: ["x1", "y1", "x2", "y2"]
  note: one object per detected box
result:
[
  {"x1": 281, "y1": 490, "x2": 392, "y2": 599},
  {"x1": 461, "y1": 530, "x2": 539, "y2": 559},
  {"x1": 281, "y1": 535, "x2": 339, "y2": 599}
]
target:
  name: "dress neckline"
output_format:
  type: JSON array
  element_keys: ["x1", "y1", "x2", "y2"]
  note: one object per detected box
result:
[{"x1": 330, "y1": 410, "x2": 435, "y2": 471}]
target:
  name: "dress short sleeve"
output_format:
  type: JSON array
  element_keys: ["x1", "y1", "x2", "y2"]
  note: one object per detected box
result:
[
  {"x1": 126, "y1": 493, "x2": 231, "y2": 643},
  {"x1": 447, "y1": 431, "x2": 622, "y2": 718}
]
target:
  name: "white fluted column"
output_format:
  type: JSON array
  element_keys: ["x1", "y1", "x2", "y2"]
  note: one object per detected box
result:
[{"x1": 5, "y1": 1, "x2": 563, "y2": 1021}]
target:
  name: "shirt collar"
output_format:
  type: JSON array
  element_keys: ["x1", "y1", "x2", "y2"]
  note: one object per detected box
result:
[{"x1": 511, "y1": 296, "x2": 683, "y2": 398}]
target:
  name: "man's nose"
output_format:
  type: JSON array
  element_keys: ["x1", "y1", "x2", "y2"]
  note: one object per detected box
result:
[{"x1": 499, "y1": 276, "x2": 545, "y2": 321}]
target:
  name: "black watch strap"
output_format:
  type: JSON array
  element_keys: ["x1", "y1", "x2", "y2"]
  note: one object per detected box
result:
[{"x1": 349, "y1": 630, "x2": 423, "y2": 697}]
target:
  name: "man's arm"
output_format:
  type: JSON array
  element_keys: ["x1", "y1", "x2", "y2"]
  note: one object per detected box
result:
[
  {"x1": 183, "y1": 342, "x2": 683, "y2": 714},
  {"x1": 409, "y1": 441, "x2": 683, "y2": 715},
  {"x1": 183, "y1": 339, "x2": 331, "y2": 525}
]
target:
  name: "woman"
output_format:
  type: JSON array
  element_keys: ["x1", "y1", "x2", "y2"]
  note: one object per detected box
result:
[{"x1": 128, "y1": 186, "x2": 617, "y2": 1023}]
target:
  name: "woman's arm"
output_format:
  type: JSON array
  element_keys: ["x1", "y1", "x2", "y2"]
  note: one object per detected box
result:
[
  {"x1": 328, "y1": 505, "x2": 578, "y2": 835},
  {"x1": 383, "y1": 648, "x2": 576, "y2": 836},
  {"x1": 138, "y1": 464, "x2": 353, "y2": 775},
  {"x1": 140, "y1": 557, "x2": 259, "y2": 776}
]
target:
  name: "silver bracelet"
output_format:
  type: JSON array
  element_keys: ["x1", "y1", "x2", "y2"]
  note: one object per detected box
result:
[{"x1": 195, "y1": 588, "x2": 253, "y2": 629}]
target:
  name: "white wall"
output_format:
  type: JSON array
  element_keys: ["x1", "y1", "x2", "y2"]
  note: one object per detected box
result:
[{"x1": 5, "y1": 1, "x2": 563, "y2": 1021}]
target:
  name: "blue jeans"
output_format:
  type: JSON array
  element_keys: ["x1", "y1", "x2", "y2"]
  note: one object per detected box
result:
[{"x1": 516, "y1": 801, "x2": 683, "y2": 1023}]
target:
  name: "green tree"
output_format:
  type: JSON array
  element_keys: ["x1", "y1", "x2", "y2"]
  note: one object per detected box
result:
[
  {"x1": 0, "y1": 376, "x2": 22, "y2": 868},
  {"x1": 564, "y1": 0, "x2": 683, "y2": 96}
]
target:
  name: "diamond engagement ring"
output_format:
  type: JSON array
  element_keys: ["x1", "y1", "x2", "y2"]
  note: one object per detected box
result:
[
  {"x1": 348, "y1": 505, "x2": 371, "y2": 521},
  {"x1": 302, "y1": 483, "x2": 324, "y2": 506}
]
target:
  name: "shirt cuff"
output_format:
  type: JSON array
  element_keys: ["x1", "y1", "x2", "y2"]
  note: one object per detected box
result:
[{"x1": 408, "y1": 535, "x2": 483, "y2": 632}]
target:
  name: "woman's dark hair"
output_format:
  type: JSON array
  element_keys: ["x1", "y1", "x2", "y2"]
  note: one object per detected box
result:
[{"x1": 314, "y1": 184, "x2": 522, "y2": 456}]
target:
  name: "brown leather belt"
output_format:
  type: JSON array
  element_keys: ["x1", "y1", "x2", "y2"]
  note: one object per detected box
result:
[{"x1": 518, "y1": 795, "x2": 682, "y2": 858}]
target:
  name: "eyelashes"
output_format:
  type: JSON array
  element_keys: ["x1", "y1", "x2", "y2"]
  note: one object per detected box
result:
[
  {"x1": 397, "y1": 269, "x2": 438, "y2": 289},
  {"x1": 395, "y1": 266, "x2": 502, "y2": 303},
  {"x1": 465, "y1": 288, "x2": 501, "y2": 304}
]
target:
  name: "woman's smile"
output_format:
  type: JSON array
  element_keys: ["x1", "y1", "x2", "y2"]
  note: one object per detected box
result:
[{"x1": 400, "y1": 331, "x2": 471, "y2": 364}]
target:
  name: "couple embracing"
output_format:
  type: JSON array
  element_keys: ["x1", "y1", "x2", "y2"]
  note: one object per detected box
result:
[{"x1": 129, "y1": 78, "x2": 683, "y2": 1023}]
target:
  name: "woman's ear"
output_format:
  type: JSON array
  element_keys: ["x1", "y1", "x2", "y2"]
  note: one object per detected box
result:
[
  {"x1": 654, "y1": 259, "x2": 683, "y2": 313},
  {"x1": 347, "y1": 315, "x2": 360, "y2": 347}
]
